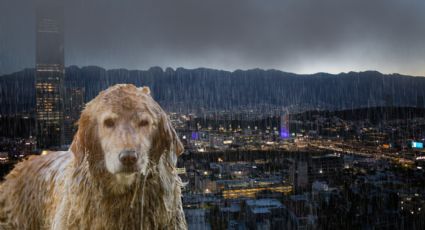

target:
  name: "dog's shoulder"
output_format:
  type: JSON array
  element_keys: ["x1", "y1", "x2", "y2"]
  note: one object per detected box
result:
[
  {"x1": 0, "y1": 151, "x2": 73, "y2": 229},
  {"x1": 4, "y1": 151, "x2": 72, "y2": 182}
]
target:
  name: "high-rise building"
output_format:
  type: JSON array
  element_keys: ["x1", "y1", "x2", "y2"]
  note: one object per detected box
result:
[
  {"x1": 280, "y1": 113, "x2": 290, "y2": 139},
  {"x1": 289, "y1": 159, "x2": 309, "y2": 193},
  {"x1": 35, "y1": 0, "x2": 65, "y2": 149},
  {"x1": 63, "y1": 86, "x2": 85, "y2": 145}
]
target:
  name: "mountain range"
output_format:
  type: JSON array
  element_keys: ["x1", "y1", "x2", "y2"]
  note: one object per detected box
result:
[{"x1": 1, "y1": 66, "x2": 424, "y2": 115}]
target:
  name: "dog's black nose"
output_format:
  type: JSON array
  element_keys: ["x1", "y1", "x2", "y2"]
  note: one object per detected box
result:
[{"x1": 119, "y1": 150, "x2": 138, "y2": 165}]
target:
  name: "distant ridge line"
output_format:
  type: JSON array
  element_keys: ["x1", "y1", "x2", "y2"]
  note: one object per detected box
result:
[{"x1": 1, "y1": 66, "x2": 425, "y2": 115}]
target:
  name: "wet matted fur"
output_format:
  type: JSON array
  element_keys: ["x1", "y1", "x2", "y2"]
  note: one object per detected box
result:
[{"x1": 0, "y1": 84, "x2": 187, "y2": 230}]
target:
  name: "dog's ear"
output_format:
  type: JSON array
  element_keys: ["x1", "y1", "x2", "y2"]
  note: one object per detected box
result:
[
  {"x1": 151, "y1": 112, "x2": 184, "y2": 163},
  {"x1": 70, "y1": 112, "x2": 102, "y2": 167},
  {"x1": 139, "y1": 86, "x2": 151, "y2": 95}
]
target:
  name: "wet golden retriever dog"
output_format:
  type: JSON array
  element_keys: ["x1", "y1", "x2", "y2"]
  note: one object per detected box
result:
[{"x1": 0, "y1": 84, "x2": 187, "y2": 230}]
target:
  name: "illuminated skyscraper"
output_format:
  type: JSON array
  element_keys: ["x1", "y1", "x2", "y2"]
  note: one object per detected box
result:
[
  {"x1": 280, "y1": 113, "x2": 290, "y2": 139},
  {"x1": 35, "y1": 0, "x2": 65, "y2": 149}
]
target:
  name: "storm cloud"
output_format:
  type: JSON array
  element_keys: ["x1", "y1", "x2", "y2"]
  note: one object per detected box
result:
[{"x1": 1, "y1": 0, "x2": 425, "y2": 76}]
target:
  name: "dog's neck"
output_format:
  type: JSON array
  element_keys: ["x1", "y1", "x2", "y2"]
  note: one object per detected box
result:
[
  {"x1": 62, "y1": 148, "x2": 186, "y2": 229},
  {"x1": 64, "y1": 159, "x2": 174, "y2": 229},
  {"x1": 72, "y1": 155, "x2": 139, "y2": 196}
]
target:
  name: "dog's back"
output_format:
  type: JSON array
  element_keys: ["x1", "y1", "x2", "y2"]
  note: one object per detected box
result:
[{"x1": 0, "y1": 151, "x2": 72, "y2": 229}]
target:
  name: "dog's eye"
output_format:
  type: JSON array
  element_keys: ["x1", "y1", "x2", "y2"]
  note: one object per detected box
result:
[
  {"x1": 138, "y1": 120, "x2": 149, "y2": 127},
  {"x1": 104, "y1": 118, "x2": 115, "y2": 128}
]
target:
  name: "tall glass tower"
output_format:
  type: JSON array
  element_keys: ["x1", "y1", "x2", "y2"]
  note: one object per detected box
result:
[{"x1": 35, "y1": 0, "x2": 65, "y2": 149}]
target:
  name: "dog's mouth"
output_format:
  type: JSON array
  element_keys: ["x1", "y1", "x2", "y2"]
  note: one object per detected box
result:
[
  {"x1": 119, "y1": 165, "x2": 139, "y2": 173},
  {"x1": 113, "y1": 163, "x2": 148, "y2": 189},
  {"x1": 116, "y1": 160, "x2": 148, "y2": 176}
]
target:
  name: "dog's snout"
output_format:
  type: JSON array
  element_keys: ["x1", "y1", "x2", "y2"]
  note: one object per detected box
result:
[{"x1": 119, "y1": 150, "x2": 138, "y2": 165}]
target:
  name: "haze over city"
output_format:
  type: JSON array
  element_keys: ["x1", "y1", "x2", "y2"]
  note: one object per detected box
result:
[{"x1": 1, "y1": 0, "x2": 425, "y2": 76}]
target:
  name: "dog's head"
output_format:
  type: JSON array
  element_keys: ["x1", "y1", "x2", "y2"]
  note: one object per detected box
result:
[{"x1": 70, "y1": 84, "x2": 183, "y2": 183}]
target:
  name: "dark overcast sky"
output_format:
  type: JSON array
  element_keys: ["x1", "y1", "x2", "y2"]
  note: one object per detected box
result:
[{"x1": 1, "y1": 0, "x2": 425, "y2": 76}]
